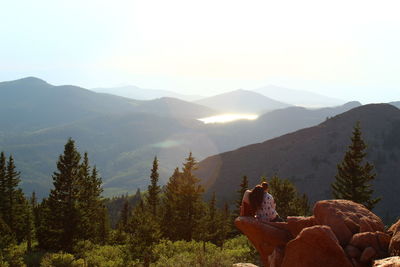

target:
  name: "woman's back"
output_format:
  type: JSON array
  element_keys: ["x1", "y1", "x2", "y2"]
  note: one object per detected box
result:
[{"x1": 240, "y1": 190, "x2": 255, "y2": 216}]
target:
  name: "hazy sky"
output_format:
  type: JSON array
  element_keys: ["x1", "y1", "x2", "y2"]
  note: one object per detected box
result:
[{"x1": 1, "y1": 0, "x2": 400, "y2": 103}]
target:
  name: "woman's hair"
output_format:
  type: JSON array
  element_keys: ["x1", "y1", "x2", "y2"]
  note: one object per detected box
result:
[
  {"x1": 249, "y1": 185, "x2": 264, "y2": 211},
  {"x1": 261, "y1": 182, "x2": 269, "y2": 190}
]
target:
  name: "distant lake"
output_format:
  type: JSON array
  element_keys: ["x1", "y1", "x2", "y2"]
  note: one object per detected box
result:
[{"x1": 198, "y1": 113, "x2": 258, "y2": 124}]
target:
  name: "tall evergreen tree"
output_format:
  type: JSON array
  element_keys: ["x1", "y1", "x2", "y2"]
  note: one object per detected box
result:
[
  {"x1": 269, "y1": 175, "x2": 310, "y2": 218},
  {"x1": 221, "y1": 202, "x2": 233, "y2": 242},
  {"x1": 25, "y1": 197, "x2": 35, "y2": 252},
  {"x1": 78, "y1": 152, "x2": 103, "y2": 242},
  {"x1": 161, "y1": 167, "x2": 180, "y2": 239},
  {"x1": 331, "y1": 122, "x2": 381, "y2": 210},
  {"x1": 161, "y1": 153, "x2": 204, "y2": 241},
  {"x1": 0, "y1": 152, "x2": 6, "y2": 220},
  {"x1": 205, "y1": 192, "x2": 219, "y2": 244},
  {"x1": 42, "y1": 138, "x2": 82, "y2": 252},
  {"x1": 118, "y1": 199, "x2": 131, "y2": 231},
  {"x1": 13, "y1": 189, "x2": 30, "y2": 243},
  {"x1": 31, "y1": 192, "x2": 41, "y2": 239},
  {"x1": 175, "y1": 153, "x2": 204, "y2": 241},
  {"x1": 146, "y1": 156, "x2": 160, "y2": 216},
  {"x1": 0, "y1": 217, "x2": 15, "y2": 251},
  {"x1": 235, "y1": 175, "x2": 249, "y2": 217},
  {"x1": 0, "y1": 155, "x2": 30, "y2": 244},
  {"x1": 98, "y1": 204, "x2": 110, "y2": 245},
  {"x1": 126, "y1": 201, "x2": 161, "y2": 266},
  {"x1": 4, "y1": 155, "x2": 21, "y2": 229}
]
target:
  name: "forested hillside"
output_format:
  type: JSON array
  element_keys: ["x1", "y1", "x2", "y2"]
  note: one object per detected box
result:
[
  {"x1": 0, "y1": 78, "x2": 365, "y2": 197},
  {"x1": 196, "y1": 104, "x2": 400, "y2": 219}
]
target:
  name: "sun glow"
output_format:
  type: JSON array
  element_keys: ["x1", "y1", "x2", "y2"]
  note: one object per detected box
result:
[{"x1": 198, "y1": 113, "x2": 259, "y2": 124}]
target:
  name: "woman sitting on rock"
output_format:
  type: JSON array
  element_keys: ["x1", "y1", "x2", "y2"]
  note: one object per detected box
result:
[
  {"x1": 249, "y1": 183, "x2": 283, "y2": 222},
  {"x1": 240, "y1": 189, "x2": 255, "y2": 216}
]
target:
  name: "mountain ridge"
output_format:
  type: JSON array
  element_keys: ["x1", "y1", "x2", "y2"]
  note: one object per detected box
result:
[
  {"x1": 0, "y1": 77, "x2": 215, "y2": 132},
  {"x1": 94, "y1": 85, "x2": 204, "y2": 101},
  {"x1": 196, "y1": 104, "x2": 400, "y2": 218},
  {"x1": 254, "y1": 85, "x2": 346, "y2": 107},
  {"x1": 195, "y1": 89, "x2": 290, "y2": 113}
]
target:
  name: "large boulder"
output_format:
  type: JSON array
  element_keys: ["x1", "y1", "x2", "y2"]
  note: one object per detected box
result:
[
  {"x1": 281, "y1": 225, "x2": 353, "y2": 267},
  {"x1": 286, "y1": 216, "x2": 316, "y2": 237},
  {"x1": 360, "y1": 246, "x2": 377, "y2": 264},
  {"x1": 350, "y1": 231, "x2": 391, "y2": 257},
  {"x1": 236, "y1": 200, "x2": 396, "y2": 266},
  {"x1": 314, "y1": 200, "x2": 384, "y2": 245},
  {"x1": 268, "y1": 246, "x2": 284, "y2": 267},
  {"x1": 234, "y1": 217, "x2": 291, "y2": 266}
]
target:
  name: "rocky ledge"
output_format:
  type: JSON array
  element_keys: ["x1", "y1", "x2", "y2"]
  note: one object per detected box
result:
[{"x1": 235, "y1": 199, "x2": 400, "y2": 267}]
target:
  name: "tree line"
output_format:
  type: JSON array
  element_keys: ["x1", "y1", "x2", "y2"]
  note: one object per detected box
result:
[
  {"x1": 0, "y1": 139, "x2": 248, "y2": 265},
  {"x1": 0, "y1": 121, "x2": 380, "y2": 266}
]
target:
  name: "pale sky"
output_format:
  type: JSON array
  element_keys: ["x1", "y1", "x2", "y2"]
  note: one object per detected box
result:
[{"x1": 1, "y1": 0, "x2": 400, "y2": 103}]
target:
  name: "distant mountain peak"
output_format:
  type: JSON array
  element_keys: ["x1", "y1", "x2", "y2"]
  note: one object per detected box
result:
[
  {"x1": 342, "y1": 101, "x2": 362, "y2": 108},
  {"x1": 195, "y1": 89, "x2": 290, "y2": 113},
  {"x1": 254, "y1": 85, "x2": 346, "y2": 107},
  {"x1": 2, "y1": 77, "x2": 50, "y2": 87},
  {"x1": 16, "y1": 76, "x2": 48, "y2": 84}
]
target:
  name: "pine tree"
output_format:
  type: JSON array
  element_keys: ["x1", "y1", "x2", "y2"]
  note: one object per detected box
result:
[
  {"x1": 98, "y1": 204, "x2": 110, "y2": 245},
  {"x1": 36, "y1": 198, "x2": 51, "y2": 249},
  {"x1": 118, "y1": 199, "x2": 130, "y2": 231},
  {"x1": 332, "y1": 122, "x2": 381, "y2": 210},
  {"x1": 235, "y1": 175, "x2": 249, "y2": 217},
  {"x1": 25, "y1": 197, "x2": 35, "y2": 252},
  {"x1": 221, "y1": 202, "x2": 233, "y2": 242},
  {"x1": 31, "y1": 192, "x2": 41, "y2": 238},
  {"x1": 0, "y1": 155, "x2": 30, "y2": 244},
  {"x1": 0, "y1": 217, "x2": 15, "y2": 251},
  {"x1": 13, "y1": 189, "x2": 30, "y2": 243},
  {"x1": 78, "y1": 152, "x2": 103, "y2": 242},
  {"x1": 161, "y1": 153, "x2": 205, "y2": 241},
  {"x1": 161, "y1": 168, "x2": 180, "y2": 239},
  {"x1": 42, "y1": 138, "x2": 82, "y2": 252},
  {"x1": 205, "y1": 192, "x2": 219, "y2": 244},
  {"x1": 126, "y1": 202, "x2": 161, "y2": 266},
  {"x1": 90, "y1": 166, "x2": 104, "y2": 240},
  {"x1": 175, "y1": 153, "x2": 204, "y2": 241},
  {"x1": 0, "y1": 152, "x2": 6, "y2": 220},
  {"x1": 4, "y1": 155, "x2": 21, "y2": 229},
  {"x1": 297, "y1": 193, "x2": 311, "y2": 216},
  {"x1": 269, "y1": 175, "x2": 310, "y2": 219},
  {"x1": 146, "y1": 156, "x2": 160, "y2": 216}
]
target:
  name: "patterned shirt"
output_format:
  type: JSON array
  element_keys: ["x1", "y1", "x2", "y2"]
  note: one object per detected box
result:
[{"x1": 255, "y1": 192, "x2": 278, "y2": 222}]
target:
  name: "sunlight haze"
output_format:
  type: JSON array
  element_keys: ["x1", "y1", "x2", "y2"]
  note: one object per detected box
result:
[
  {"x1": 198, "y1": 113, "x2": 259, "y2": 124},
  {"x1": 1, "y1": 0, "x2": 400, "y2": 103}
]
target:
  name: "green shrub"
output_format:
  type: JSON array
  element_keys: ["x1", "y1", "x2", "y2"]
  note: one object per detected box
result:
[
  {"x1": 151, "y1": 240, "x2": 234, "y2": 267},
  {"x1": 223, "y1": 235, "x2": 257, "y2": 263},
  {"x1": 82, "y1": 245, "x2": 127, "y2": 267},
  {"x1": 40, "y1": 252, "x2": 83, "y2": 267},
  {"x1": 24, "y1": 250, "x2": 46, "y2": 267},
  {"x1": 2, "y1": 244, "x2": 26, "y2": 267},
  {"x1": 0, "y1": 254, "x2": 10, "y2": 267},
  {"x1": 72, "y1": 240, "x2": 96, "y2": 259}
]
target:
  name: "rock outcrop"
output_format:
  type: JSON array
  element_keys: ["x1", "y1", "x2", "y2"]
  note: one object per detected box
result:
[
  {"x1": 373, "y1": 256, "x2": 400, "y2": 267},
  {"x1": 235, "y1": 199, "x2": 400, "y2": 267},
  {"x1": 313, "y1": 200, "x2": 384, "y2": 245},
  {"x1": 281, "y1": 225, "x2": 353, "y2": 267},
  {"x1": 389, "y1": 219, "x2": 400, "y2": 256}
]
